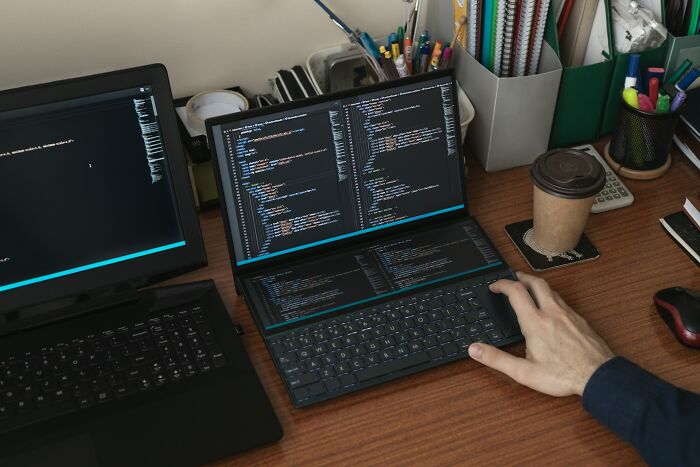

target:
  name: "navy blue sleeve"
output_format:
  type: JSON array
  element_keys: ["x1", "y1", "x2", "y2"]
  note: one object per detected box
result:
[{"x1": 582, "y1": 356, "x2": 700, "y2": 466}]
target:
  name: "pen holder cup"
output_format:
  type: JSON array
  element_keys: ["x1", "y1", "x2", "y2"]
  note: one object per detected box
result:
[{"x1": 603, "y1": 96, "x2": 682, "y2": 180}]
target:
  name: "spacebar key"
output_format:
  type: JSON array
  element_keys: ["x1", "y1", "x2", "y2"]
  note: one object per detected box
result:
[{"x1": 356, "y1": 352, "x2": 430, "y2": 382}]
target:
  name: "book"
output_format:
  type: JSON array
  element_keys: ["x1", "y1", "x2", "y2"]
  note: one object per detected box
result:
[
  {"x1": 684, "y1": 194, "x2": 700, "y2": 230},
  {"x1": 674, "y1": 120, "x2": 700, "y2": 171},
  {"x1": 660, "y1": 212, "x2": 700, "y2": 267}
]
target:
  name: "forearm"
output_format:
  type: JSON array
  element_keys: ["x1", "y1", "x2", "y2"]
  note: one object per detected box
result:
[{"x1": 582, "y1": 357, "x2": 700, "y2": 466}]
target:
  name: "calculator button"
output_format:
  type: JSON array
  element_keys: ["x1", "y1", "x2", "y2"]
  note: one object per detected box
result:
[
  {"x1": 596, "y1": 197, "x2": 604, "y2": 202},
  {"x1": 605, "y1": 183, "x2": 612, "y2": 188},
  {"x1": 605, "y1": 196, "x2": 613, "y2": 200},
  {"x1": 613, "y1": 181, "x2": 621, "y2": 186},
  {"x1": 613, "y1": 194, "x2": 621, "y2": 199},
  {"x1": 601, "y1": 190, "x2": 608, "y2": 195},
  {"x1": 619, "y1": 189, "x2": 628, "y2": 196}
]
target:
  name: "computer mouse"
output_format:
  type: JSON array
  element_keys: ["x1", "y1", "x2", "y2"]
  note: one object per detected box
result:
[{"x1": 654, "y1": 287, "x2": 700, "y2": 348}]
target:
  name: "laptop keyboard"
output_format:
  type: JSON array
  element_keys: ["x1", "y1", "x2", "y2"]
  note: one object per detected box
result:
[
  {"x1": 0, "y1": 304, "x2": 226, "y2": 434},
  {"x1": 268, "y1": 270, "x2": 520, "y2": 406}
]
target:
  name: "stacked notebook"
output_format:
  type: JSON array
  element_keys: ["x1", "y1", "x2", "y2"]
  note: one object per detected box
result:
[
  {"x1": 660, "y1": 194, "x2": 700, "y2": 266},
  {"x1": 466, "y1": 0, "x2": 552, "y2": 77}
]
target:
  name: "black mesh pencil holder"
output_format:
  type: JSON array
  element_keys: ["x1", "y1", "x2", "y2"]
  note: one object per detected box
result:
[{"x1": 604, "y1": 95, "x2": 682, "y2": 180}]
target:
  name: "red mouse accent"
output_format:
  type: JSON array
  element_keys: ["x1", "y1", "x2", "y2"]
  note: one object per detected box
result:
[{"x1": 654, "y1": 296, "x2": 700, "y2": 348}]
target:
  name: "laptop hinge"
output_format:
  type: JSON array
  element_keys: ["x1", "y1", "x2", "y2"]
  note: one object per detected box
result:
[{"x1": 0, "y1": 283, "x2": 139, "y2": 337}]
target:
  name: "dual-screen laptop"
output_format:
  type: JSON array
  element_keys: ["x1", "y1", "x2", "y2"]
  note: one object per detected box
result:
[
  {"x1": 207, "y1": 69, "x2": 523, "y2": 407},
  {"x1": 0, "y1": 64, "x2": 522, "y2": 464}
]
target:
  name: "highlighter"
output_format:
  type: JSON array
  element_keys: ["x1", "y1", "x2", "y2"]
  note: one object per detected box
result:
[
  {"x1": 391, "y1": 41, "x2": 400, "y2": 60},
  {"x1": 638, "y1": 94, "x2": 654, "y2": 113},
  {"x1": 622, "y1": 88, "x2": 639, "y2": 109},
  {"x1": 656, "y1": 94, "x2": 670, "y2": 113}
]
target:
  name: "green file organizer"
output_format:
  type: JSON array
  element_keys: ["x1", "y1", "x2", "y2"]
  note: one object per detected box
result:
[
  {"x1": 547, "y1": 0, "x2": 614, "y2": 147},
  {"x1": 600, "y1": 0, "x2": 668, "y2": 134}
]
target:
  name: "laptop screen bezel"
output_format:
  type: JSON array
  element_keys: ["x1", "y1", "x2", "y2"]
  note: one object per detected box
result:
[
  {"x1": 207, "y1": 69, "x2": 469, "y2": 274},
  {"x1": 0, "y1": 64, "x2": 206, "y2": 315}
]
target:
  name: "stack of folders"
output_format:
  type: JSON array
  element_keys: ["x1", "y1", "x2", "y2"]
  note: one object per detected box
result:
[
  {"x1": 674, "y1": 89, "x2": 700, "y2": 171},
  {"x1": 555, "y1": 0, "x2": 604, "y2": 67},
  {"x1": 666, "y1": 0, "x2": 700, "y2": 36},
  {"x1": 466, "y1": 0, "x2": 552, "y2": 77},
  {"x1": 660, "y1": 194, "x2": 700, "y2": 266}
]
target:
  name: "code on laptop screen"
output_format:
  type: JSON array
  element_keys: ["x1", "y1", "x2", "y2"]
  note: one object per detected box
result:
[
  {"x1": 243, "y1": 218, "x2": 502, "y2": 331},
  {"x1": 210, "y1": 75, "x2": 464, "y2": 267}
]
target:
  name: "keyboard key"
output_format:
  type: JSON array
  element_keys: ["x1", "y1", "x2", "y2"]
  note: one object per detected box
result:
[
  {"x1": 356, "y1": 352, "x2": 430, "y2": 382},
  {"x1": 335, "y1": 362, "x2": 351, "y2": 375},
  {"x1": 442, "y1": 342, "x2": 459, "y2": 356},
  {"x1": 288, "y1": 372, "x2": 319, "y2": 388},
  {"x1": 339, "y1": 373, "x2": 357, "y2": 387},
  {"x1": 428, "y1": 347, "x2": 444, "y2": 360},
  {"x1": 324, "y1": 379, "x2": 341, "y2": 392}
]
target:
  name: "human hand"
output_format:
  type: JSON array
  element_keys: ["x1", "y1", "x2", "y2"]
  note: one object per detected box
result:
[{"x1": 468, "y1": 272, "x2": 614, "y2": 396}]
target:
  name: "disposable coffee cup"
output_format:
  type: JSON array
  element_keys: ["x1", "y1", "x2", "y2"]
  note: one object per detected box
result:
[{"x1": 530, "y1": 149, "x2": 606, "y2": 253}]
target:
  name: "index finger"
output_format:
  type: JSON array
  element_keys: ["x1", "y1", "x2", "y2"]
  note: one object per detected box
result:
[{"x1": 489, "y1": 278, "x2": 539, "y2": 323}]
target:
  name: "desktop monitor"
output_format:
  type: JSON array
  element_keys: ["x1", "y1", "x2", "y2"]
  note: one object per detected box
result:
[{"x1": 0, "y1": 65, "x2": 205, "y2": 316}]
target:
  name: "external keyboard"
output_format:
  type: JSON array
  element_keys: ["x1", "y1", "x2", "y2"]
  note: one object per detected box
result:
[
  {"x1": 267, "y1": 270, "x2": 521, "y2": 406},
  {"x1": 0, "y1": 304, "x2": 226, "y2": 434}
]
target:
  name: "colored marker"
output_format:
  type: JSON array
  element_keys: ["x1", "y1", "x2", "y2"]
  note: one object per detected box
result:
[
  {"x1": 638, "y1": 94, "x2": 654, "y2": 112},
  {"x1": 625, "y1": 54, "x2": 640, "y2": 89},
  {"x1": 429, "y1": 40, "x2": 444, "y2": 71},
  {"x1": 670, "y1": 91, "x2": 687, "y2": 112},
  {"x1": 656, "y1": 94, "x2": 670, "y2": 113},
  {"x1": 404, "y1": 37, "x2": 413, "y2": 74},
  {"x1": 391, "y1": 41, "x2": 400, "y2": 60},
  {"x1": 387, "y1": 32, "x2": 397, "y2": 49},
  {"x1": 667, "y1": 59, "x2": 692, "y2": 86},
  {"x1": 649, "y1": 77, "x2": 659, "y2": 107},
  {"x1": 676, "y1": 68, "x2": 700, "y2": 92},
  {"x1": 418, "y1": 43, "x2": 430, "y2": 73},
  {"x1": 646, "y1": 67, "x2": 664, "y2": 91},
  {"x1": 622, "y1": 88, "x2": 639, "y2": 109},
  {"x1": 441, "y1": 46, "x2": 453, "y2": 68},
  {"x1": 414, "y1": 30, "x2": 429, "y2": 65},
  {"x1": 397, "y1": 26, "x2": 404, "y2": 54}
]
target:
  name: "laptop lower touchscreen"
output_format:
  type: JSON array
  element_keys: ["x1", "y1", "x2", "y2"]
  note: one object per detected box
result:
[{"x1": 241, "y1": 217, "x2": 506, "y2": 334}]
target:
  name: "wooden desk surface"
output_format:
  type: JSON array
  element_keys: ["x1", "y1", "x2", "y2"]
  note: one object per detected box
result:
[{"x1": 169, "y1": 142, "x2": 699, "y2": 465}]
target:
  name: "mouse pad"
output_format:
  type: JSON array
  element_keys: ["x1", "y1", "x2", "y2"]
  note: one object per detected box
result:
[{"x1": 505, "y1": 219, "x2": 600, "y2": 272}]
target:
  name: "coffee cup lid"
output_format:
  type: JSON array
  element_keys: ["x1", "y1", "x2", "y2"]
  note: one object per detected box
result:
[{"x1": 530, "y1": 149, "x2": 606, "y2": 199}]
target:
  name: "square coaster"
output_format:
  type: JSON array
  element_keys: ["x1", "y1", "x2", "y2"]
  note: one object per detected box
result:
[{"x1": 505, "y1": 219, "x2": 600, "y2": 272}]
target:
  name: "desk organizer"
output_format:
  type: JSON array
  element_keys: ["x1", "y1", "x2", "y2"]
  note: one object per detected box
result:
[{"x1": 425, "y1": 0, "x2": 562, "y2": 172}]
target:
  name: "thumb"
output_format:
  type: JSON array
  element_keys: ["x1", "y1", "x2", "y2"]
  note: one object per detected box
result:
[{"x1": 468, "y1": 343, "x2": 531, "y2": 384}]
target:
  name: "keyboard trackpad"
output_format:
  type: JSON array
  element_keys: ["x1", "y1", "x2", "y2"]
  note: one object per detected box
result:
[{"x1": 480, "y1": 289, "x2": 521, "y2": 338}]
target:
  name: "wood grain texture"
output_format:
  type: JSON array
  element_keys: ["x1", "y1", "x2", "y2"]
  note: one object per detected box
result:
[{"x1": 166, "y1": 140, "x2": 700, "y2": 466}]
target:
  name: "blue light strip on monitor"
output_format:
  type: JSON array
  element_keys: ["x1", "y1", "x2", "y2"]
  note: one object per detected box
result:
[
  {"x1": 237, "y1": 204, "x2": 465, "y2": 266},
  {"x1": 0, "y1": 241, "x2": 186, "y2": 293},
  {"x1": 264, "y1": 260, "x2": 503, "y2": 330}
]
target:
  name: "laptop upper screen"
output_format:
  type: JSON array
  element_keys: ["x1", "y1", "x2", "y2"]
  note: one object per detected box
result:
[
  {"x1": 0, "y1": 85, "x2": 185, "y2": 295},
  {"x1": 210, "y1": 73, "x2": 465, "y2": 268}
]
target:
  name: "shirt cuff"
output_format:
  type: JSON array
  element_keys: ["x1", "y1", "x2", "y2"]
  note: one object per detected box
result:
[{"x1": 582, "y1": 356, "x2": 669, "y2": 442}]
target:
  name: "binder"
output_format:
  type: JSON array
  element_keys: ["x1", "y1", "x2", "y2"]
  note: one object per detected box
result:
[{"x1": 548, "y1": 0, "x2": 615, "y2": 147}]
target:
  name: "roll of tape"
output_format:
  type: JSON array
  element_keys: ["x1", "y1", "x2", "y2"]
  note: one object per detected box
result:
[{"x1": 185, "y1": 90, "x2": 249, "y2": 134}]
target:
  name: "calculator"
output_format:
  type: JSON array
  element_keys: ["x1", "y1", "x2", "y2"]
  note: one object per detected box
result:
[{"x1": 573, "y1": 144, "x2": 634, "y2": 213}]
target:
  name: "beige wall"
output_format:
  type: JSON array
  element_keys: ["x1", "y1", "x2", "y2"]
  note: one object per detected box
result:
[{"x1": 1, "y1": 0, "x2": 408, "y2": 97}]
